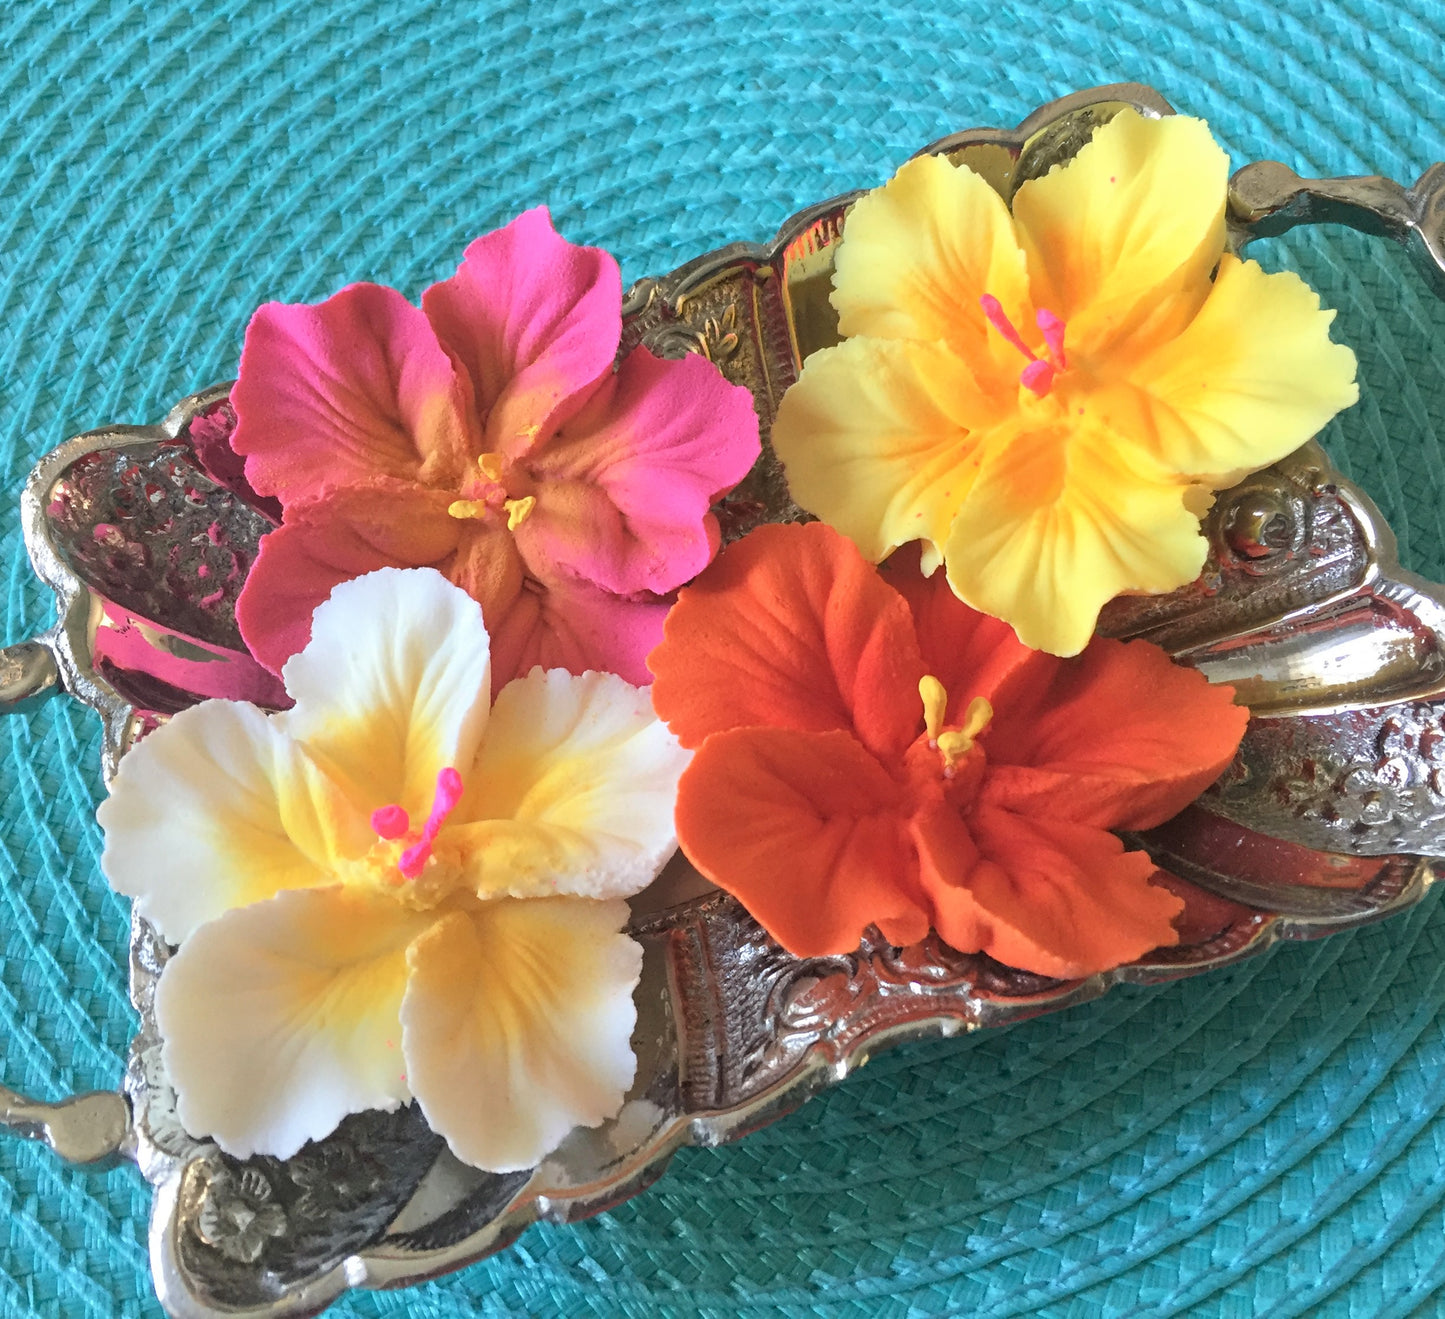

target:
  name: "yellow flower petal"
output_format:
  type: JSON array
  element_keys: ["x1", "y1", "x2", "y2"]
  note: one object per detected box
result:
[
  {"x1": 281, "y1": 567, "x2": 493, "y2": 823},
  {"x1": 400, "y1": 895, "x2": 641, "y2": 1172},
  {"x1": 1011, "y1": 110, "x2": 1229, "y2": 357},
  {"x1": 773, "y1": 337, "x2": 1003, "y2": 573},
  {"x1": 832, "y1": 151, "x2": 1033, "y2": 388},
  {"x1": 442, "y1": 668, "x2": 688, "y2": 900},
  {"x1": 1119, "y1": 253, "x2": 1361, "y2": 481},
  {"x1": 943, "y1": 421, "x2": 1209, "y2": 656},
  {"x1": 155, "y1": 886, "x2": 438, "y2": 1159},
  {"x1": 99, "y1": 701, "x2": 368, "y2": 943}
]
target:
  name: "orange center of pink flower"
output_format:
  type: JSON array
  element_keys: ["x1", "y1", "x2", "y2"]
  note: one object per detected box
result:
[
  {"x1": 371, "y1": 766, "x2": 465, "y2": 880},
  {"x1": 447, "y1": 452, "x2": 536, "y2": 530},
  {"x1": 918, "y1": 675, "x2": 993, "y2": 779},
  {"x1": 979, "y1": 294, "x2": 1068, "y2": 398}
]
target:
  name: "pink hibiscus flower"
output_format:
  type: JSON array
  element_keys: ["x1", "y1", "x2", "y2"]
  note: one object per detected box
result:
[{"x1": 231, "y1": 208, "x2": 760, "y2": 690}]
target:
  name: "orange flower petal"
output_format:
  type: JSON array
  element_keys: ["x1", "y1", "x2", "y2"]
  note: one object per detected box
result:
[
  {"x1": 649, "y1": 522, "x2": 925, "y2": 762},
  {"x1": 675, "y1": 727, "x2": 929, "y2": 957},
  {"x1": 907, "y1": 801, "x2": 997, "y2": 955},
  {"x1": 881, "y1": 548, "x2": 1044, "y2": 713},
  {"x1": 979, "y1": 637, "x2": 1247, "y2": 831},
  {"x1": 964, "y1": 807, "x2": 1183, "y2": 978}
]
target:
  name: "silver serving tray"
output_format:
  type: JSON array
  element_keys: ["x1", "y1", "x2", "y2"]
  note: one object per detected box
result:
[{"x1": 4, "y1": 83, "x2": 1445, "y2": 1317}]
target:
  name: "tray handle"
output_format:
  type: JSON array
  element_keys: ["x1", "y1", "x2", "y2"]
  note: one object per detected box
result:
[
  {"x1": 1230, "y1": 159, "x2": 1445, "y2": 296},
  {"x1": 0, "y1": 636, "x2": 131, "y2": 1166}
]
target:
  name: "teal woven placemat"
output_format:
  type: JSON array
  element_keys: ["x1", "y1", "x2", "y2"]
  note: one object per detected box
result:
[{"x1": 2, "y1": 2, "x2": 1445, "y2": 1315}]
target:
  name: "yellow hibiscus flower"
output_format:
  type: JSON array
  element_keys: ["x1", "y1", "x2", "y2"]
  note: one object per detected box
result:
[
  {"x1": 772, "y1": 108, "x2": 1360, "y2": 656},
  {"x1": 98, "y1": 567, "x2": 688, "y2": 1171}
]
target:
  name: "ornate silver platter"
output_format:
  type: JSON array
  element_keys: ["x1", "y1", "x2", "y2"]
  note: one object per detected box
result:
[{"x1": 3, "y1": 83, "x2": 1445, "y2": 1317}]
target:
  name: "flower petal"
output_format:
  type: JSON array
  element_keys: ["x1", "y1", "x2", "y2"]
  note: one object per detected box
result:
[
  {"x1": 282, "y1": 567, "x2": 494, "y2": 825},
  {"x1": 674, "y1": 726, "x2": 929, "y2": 956},
  {"x1": 443, "y1": 668, "x2": 688, "y2": 900},
  {"x1": 1011, "y1": 110, "x2": 1229, "y2": 357},
  {"x1": 517, "y1": 347, "x2": 760, "y2": 595},
  {"x1": 831, "y1": 151, "x2": 1032, "y2": 391},
  {"x1": 99, "y1": 701, "x2": 365, "y2": 943},
  {"x1": 400, "y1": 896, "x2": 642, "y2": 1172},
  {"x1": 421, "y1": 208, "x2": 621, "y2": 456},
  {"x1": 1121, "y1": 253, "x2": 1360, "y2": 481},
  {"x1": 881, "y1": 548, "x2": 1043, "y2": 712},
  {"x1": 156, "y1": 886, "x2": 436, "y2": 1159},
  {"x1": 979, "y1": 636, "x2": 1247, "y2": 830},
  {"x1": 648, "y1": 522, "x2": 926, "y2": 762},
  {"x1": 959, "y1": 808, "x2": 1183, "y2": 978},
  {"x1": 942, "y1": 421, "x2": 1209, "y2": 656},
  {"x1": 232, "y1": 284, "x2": 478, "y2": 502},
  {"x1": 236, "y1": 481, "x2": 461, "y2": 675},
  {"x1": 773, "y1": 337, "x2": 1004, "y2": 574},
  {"x1": 485, "y1": 565, "x2": 670, "y2": 690}
]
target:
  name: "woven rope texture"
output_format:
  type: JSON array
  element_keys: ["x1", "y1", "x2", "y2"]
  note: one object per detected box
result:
[{"x1": 1, "y1": 1, "x2": 1444, "y2": 1315}]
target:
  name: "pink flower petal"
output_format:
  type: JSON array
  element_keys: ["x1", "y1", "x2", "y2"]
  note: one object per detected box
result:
[
  {"x1": 236, "y1": 482, "x2": 461, "y2": 673},
  {"x1": 486, "y1": 568, "x2": 670, "y2": 691},
  {"x1": 232, "y1": 283, "x2": 479, "y2": 503},
  {"x1": 421, "y1": 208, "x2": 621, "y2": 456},
  {"x1": 518, "y1": 347, "x2": 760, "y2": 596}
]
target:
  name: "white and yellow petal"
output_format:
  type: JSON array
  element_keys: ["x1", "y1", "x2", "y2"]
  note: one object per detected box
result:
[
  {"x1": 832, "y1": 152, "x2": 1033, "y2": 390},
  {"x1": 1120, "y1": 253, "x2": 1360, "y2": 482},
  {"x1": 99, "y1": 701, "x2": 367, "y2": 943},
  {"x1": 156, "y1": 886, "x2": 438, "y2": 1160},
  {"x1": 773, "y1": 337, "x2": 1004, "y2": 573},
  {"x1": 1011, "y1": 110, "x2": 1229, "y2": 357},
  {"x1": 443, "y1": 668, "x2": 688, "y2": 900},
  {"x1": 399, "y1": 895, "x2": 641, "y2": 1172},
  {"x1": 943, "y1": 420, "x2": 1210, "y2": 656},
  {"x1": 281, "y1": 567, "x2": 493, "y2": 823}
]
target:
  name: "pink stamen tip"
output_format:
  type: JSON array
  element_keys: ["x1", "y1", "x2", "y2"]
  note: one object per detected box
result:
[
  {"x1": 979, "y1": 293, "x2": 1036, "y2": 361},
  {"x1": 1019, "y1": 359, "x2": 1056, "y2": 396},
  {"x1": 371, "y1": 804, "x2": 410, "y2": 840},
  {"x1": 396, "y1": 767, "x2": 465, "y2": 880},
  {"x1": 1036, "y1": 308, "x2": 1068, "y2": 367}
]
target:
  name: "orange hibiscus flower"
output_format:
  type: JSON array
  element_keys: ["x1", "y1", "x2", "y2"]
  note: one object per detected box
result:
[{"x1": 648, "y1": 522, "x2": 1249, "y2": 978}]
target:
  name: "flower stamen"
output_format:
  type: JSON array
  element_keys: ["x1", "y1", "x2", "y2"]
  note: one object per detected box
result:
[
  {"x1": 919, "y1": 675, "x2": 993, "y2": 776},
  {"x1": 937, "y1": 697, "x2": 993, "y2": 772},
  {"x1": 979, "y1": 294, "x2": 1067, "y2": 398},
  {"x1": 503, "y1": 495, "x2": 536, "y2": 530},
  {"x1": 397, "y1": 767, "x2": 465, "y2": 879},
  {"x1": 370, "y1": 803, "x2": 410, "y2": 839},
  {"x1": 1037, "y1": 308, "x2": 1067, "y2": 368}
]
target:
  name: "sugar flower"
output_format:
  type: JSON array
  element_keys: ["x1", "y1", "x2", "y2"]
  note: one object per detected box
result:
[
  {"x1": 648, "y1": 522, "x2": 1248, "y2": 978},
  {"x1": 230, "y1": 208, "x2": 760, "y2": 692},
  {"x1": 771, "y1": 109, "x2": 1359, "y2": 656},
  {"x1": 99, "y1": 567, "x2": 690, "y2": 1171}
]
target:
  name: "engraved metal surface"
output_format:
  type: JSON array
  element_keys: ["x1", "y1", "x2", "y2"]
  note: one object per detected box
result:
[{"x1": 4, "y1": 83, "x2": 1445, "y2": 1316}]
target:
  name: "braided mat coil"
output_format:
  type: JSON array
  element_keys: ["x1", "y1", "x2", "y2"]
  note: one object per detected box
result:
[{"x1": 2, "y1": 2, "x2": 1445, "y2": 1315}]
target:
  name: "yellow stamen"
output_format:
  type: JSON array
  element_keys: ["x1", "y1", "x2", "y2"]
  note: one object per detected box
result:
[
  {"x1": 477, "y1": 452, "x2": 506, "y2": 482},
  {"x1": 503, "y1": 495, "x2": 536, "y2": 530},
  {"x1": 448, "y1": 498, "x2": 489, "y2": 520},
  {"x1": 936, "y1": 697, "x2": 994, "y2": 770},
  {"x1": 919, "y1": 675, "x2": 948, "y2": 742}
]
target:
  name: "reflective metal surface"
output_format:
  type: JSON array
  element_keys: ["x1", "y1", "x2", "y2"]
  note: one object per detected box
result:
[{"x1": 4, "y1": 83, "x2": 1445, "y2": 1317}]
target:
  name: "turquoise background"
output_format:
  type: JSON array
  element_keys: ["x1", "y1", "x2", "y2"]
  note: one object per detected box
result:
[{"x1": 2, "y1": 0, "x2": 1445, "y2": 1314}]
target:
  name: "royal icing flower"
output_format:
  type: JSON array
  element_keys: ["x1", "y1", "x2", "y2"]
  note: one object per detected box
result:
[
  {"x1": 230, "y1": 208, "x2": 760, "y2": 691},
  {"x1": 99, "y1": 567, "x2": 689, "y2": 1171},
  {"x1": 648, "y1": 522, "x2": 1248, "y2": 978},
  {"x1": 771, "y1": 109, "x2": 1359, "y2": 656}
]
